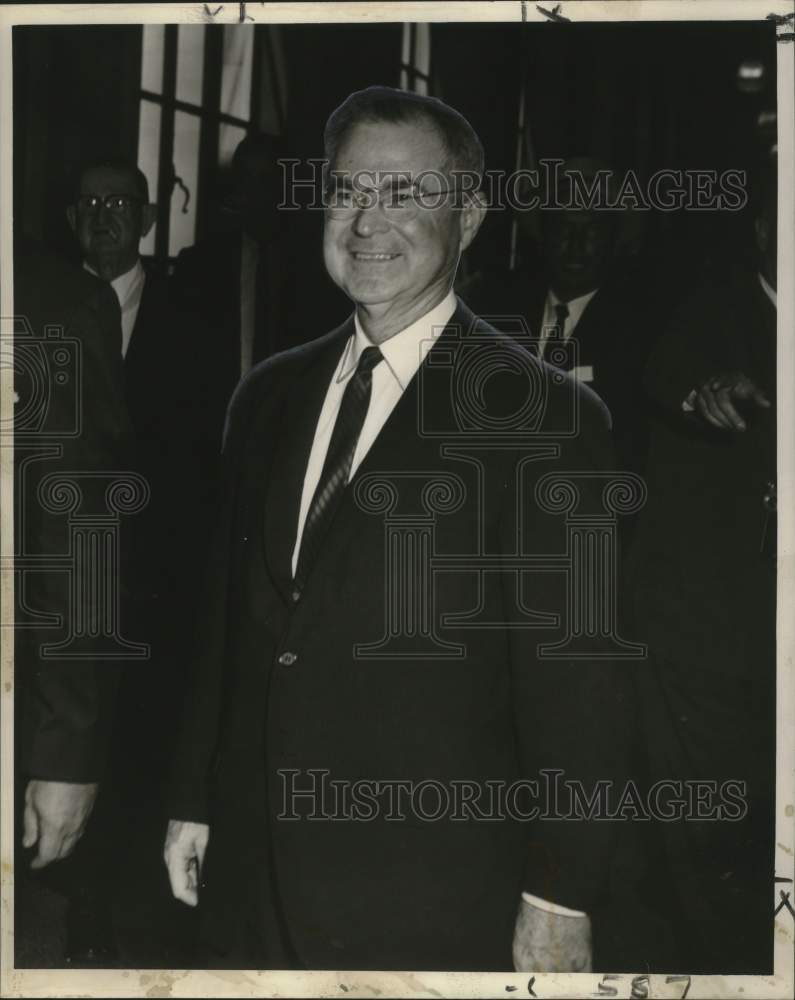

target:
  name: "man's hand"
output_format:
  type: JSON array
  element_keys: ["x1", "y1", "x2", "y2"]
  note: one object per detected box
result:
[
  {"x1": 512, "y1": 897, "x2": 592, "y2": 972},
  {"x1": 164, "y1": 819, "x2": 210, "y2": 907},
  {"x1": 694, "y1": 370, "x2": 770, "y2": 432},
  {"x1": 22, "y1": 780, "x2": 99, "y2": 870}
]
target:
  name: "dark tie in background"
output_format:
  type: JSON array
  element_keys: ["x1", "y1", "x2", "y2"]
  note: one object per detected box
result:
[
  {"x1": 546, "y1": 301, "x2": 572, "y2": 370},
  {"x1": 294, "y1": 345, "x2": 384, "y2": 589}
]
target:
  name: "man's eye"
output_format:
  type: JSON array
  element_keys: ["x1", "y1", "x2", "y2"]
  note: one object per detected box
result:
[{"x1": 391, "y1": 189, "x2": 413, "y2": 206}]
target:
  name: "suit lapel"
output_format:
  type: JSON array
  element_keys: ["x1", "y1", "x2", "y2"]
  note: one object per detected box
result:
[
  {"x1": 261, "y1": 321, "x2": 352, "y2": 601},
  {"x1": 298, "y1": 301, "x2": 474, "y2": 576}
]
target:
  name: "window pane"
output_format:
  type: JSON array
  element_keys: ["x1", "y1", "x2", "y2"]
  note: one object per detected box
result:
[
  {"x1": 401, "y1": 23, "x2": 411, "y2": 71},
  {"x1": 399, "y1": 23, "x2": 430, "y2": 95},
  {"x1": 414, "y1": 24, "x2": 430, "y2": 95},
  {"x1": 219, "y1": 123, "x2": 248, "y2": 167},
  {"x1": 141, "y1": 24, "x2": 164, "y2": 93},
  {"x1": 255, "y1": 26, "x2": 287, "y2": 134},
  {"x1": 137, "y1": 99, "x2": 161, "y2": 257},
  {"x1": 400, "y1": 23, "x2": 411, "y2": 90},
  {"x1": 169, "y1": 111, "x2": 201, "y2": 258},
  {"x1": 220, "y1": 25, "x2": 254, "y2": 123},
  {"x1": 176, "y1": 25, "x2": 205, "y2": 107}
]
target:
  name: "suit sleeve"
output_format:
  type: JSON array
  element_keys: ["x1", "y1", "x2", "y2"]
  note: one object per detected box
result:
[
  {"x1": 166, "y1": 373, "x2": 260, "y2": 823},
  {"x1": 20, "y1": 280, "x2": 129, "y2": 783},
  {"x1": 508, "y1": 382, "x2": 635, "y2": 913}
]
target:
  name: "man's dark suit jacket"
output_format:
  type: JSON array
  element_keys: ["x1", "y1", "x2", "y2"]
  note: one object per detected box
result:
[
  {"x1": 628, "y1": 273, "x2": 776, "y2": 973},
  {"x1": 459, "y1": 265, "x2": 658, "y2": 473},
  {"x1": 14, "y1": 241, "x2": 132, "y2": 783},
  {"x1": 169, "y1": 299, "x2": 633, "y2": 971}
]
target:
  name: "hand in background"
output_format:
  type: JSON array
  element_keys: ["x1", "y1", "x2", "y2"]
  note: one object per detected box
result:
[
  {"x1": 694, "y1": 370, "x2": 770, "y2": 432},
  {"x1": 512, "y1": 896, "x2": 592, "y2": 972},
  {"x1": 22, "y1": 779, "x2": 99, "y2": 869},
  {"x1": 163, "y1": 819, "x2": 210, "y2": 906}
]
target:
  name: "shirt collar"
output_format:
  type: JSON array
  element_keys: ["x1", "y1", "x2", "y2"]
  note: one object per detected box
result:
[
  {"x1": 758, "y1": 271, "x2": 777, "y2": 309},
  {"x1": 342, "y1": 290, "x2": 458, "y2": 390},
  {"x1": 84, "y1": 257, "x2": 145, "y2": 307},
  {"x1": 547, "y1": 286, "x2": 599, "y2": 313}
]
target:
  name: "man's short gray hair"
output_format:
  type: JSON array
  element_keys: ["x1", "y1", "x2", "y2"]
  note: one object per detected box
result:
[{"x1": 324, "y1": 85, "x2": 484, "y2": 186}]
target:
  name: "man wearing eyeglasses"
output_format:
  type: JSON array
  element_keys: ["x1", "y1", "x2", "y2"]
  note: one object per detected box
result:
[
  {"x1": 166, "y1": 87, "x2": 631, "y2": 973},
  {"x1": 65, "y1": 160, "x2": 204, "y2": 961},
  {"x1": 67, "y1": 164, "x2": 155, "y2": 358}
]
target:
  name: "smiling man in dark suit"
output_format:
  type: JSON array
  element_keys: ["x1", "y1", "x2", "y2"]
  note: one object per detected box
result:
[{"x1": 165, "y1": 87, "x2": 632, "y2": 973}]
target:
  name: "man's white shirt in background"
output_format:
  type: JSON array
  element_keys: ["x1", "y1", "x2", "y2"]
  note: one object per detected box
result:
[{"x1": 84, "y1": 257, "x2": 145, "y2": 359}]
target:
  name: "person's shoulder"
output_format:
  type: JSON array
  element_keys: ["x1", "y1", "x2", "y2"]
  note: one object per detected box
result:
[
  {"x1": 225, "y1": 318, "x2": 352, "y2": 433},
  {"x1": 140, "y1": 262, "x2": 175, "y2": 307},
  {"x1": 15, "y1": 240, "x2": 104, "y2": 306},
  {"x1": 457, "y1": 299, "x2": 610, "y2": 435},
  {"x1": 15, "y1": 241, "x2": 119, "y2": 338}
]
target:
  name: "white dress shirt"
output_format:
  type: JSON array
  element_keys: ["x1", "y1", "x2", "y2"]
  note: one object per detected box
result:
[
  {"x1": 84, "y1": 257, "x2": 145, "y2": 359},
  {"x1": 290, "y1": 289, "x2": 586, "y2": 920},
  {"x1": 291, "y1": 291, "x2": 457, "y2": 576}
]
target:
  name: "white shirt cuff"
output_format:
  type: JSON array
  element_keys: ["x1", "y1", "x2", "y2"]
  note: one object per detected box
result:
[
  {"x1": 521, "y1": 891, "x2": 587, "y2": 918},
  {"x1": 682, "y1": 388, "x2": 697, "y2": 412}
]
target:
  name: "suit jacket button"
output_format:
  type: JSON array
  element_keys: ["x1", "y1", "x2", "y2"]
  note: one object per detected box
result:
[
  {"x1": 278, "y1": 651, "x2": 298, "y2": 667},
  {"x1": 291, "y1": 589, "x2": 301, "y2": 603}
]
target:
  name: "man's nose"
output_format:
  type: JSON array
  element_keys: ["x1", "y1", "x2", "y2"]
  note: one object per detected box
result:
[
  {"x1": 95, "y1": 199, "x2": 115, "y2": 225},
  {"x1": 352, "y1": 201, "x2": 390, "y2": 237}
]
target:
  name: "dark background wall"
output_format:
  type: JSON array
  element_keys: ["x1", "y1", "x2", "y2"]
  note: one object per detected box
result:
[{"x1": 13, "y1": 18, "x2": 778, "y2": 335}]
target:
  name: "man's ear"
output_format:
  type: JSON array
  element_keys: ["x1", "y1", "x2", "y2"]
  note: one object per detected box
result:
[
  {"x1": 141, "y1": 203, "x2": 157, "y2": 238},
  {"x1": 65, "y1": 205, "x2": 77, "y2": 234},
  {"x1": 458, "y1": 192, "x2": 487, "y2": 254}
]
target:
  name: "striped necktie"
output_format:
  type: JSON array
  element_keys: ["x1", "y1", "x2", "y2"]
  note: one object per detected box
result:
[{"x1": 294, "y1": 345, "x2": 384, "y2": 588}]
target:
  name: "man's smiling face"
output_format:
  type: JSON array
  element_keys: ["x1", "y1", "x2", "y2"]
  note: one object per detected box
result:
[{"x1": 323, "y1": 119, "x2": 477, "y2": 338}]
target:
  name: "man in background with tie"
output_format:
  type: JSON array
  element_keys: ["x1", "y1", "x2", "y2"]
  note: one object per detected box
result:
[
  {"x1": 65, "y1": 159, "x2": 205, "y2": 960},
  {"x1": 461, "y1": 156, "x2": 659, "y2": 473},
  {"x1": 165, "y1": 87, "x2": 633, "y2": 972}
]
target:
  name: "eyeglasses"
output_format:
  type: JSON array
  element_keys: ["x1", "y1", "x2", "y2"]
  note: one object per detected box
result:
[
  {"x1": 324, "y1": 182, "x2": 463, "y2": 221},
  {"x1": 75, "y1": 194, "x2": 144, "y2": 214}
]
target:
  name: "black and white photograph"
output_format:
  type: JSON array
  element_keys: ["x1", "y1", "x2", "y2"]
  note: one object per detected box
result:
[{"x1": 1, "y1": 2, "x2": 793, "y2": 997}]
